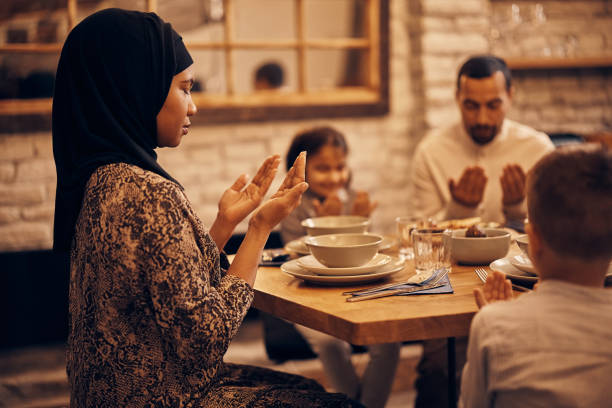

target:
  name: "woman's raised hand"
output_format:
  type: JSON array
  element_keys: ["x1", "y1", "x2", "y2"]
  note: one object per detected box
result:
[
  {"x1": 250, "y1": 152, "x2": 309, "y2": 232},
  {"x1": 217, "y1": 155, "x2": 281, "y2": 226}
]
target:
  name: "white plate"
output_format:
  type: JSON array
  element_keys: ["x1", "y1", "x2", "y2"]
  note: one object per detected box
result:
[
  {"x1": 281, "y1": 256, "x2": 406, "y2": 285},
  {"x1": 490, "y1": 258, "x2": 538, "y2": 283},
  {"x1": 297, "y1": 253, "x2": 391, "y2": 276},
  {"x1": 509, "y1": 254, "x2": 537, "y2": 274},
  {"x1": 284, "y1": 237, "x2": 309, "y2": 255}
]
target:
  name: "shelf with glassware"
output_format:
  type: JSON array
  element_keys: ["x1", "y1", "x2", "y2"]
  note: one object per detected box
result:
[{"x1": 505, "y1": 56, "x2": 612, "y2": 71}]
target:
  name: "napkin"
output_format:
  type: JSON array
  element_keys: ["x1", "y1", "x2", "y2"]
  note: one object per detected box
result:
[
  {"x1": 399, "y1": 274, "x2": 453, "y2": 295},
  {"x1": 393, "y1": 268, "x2": 454, "y2": 296}
]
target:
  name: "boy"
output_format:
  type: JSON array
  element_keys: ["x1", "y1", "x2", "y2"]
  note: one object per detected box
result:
[{"x1": 460, "y1": 144, "x2": 612, "y2": 407}]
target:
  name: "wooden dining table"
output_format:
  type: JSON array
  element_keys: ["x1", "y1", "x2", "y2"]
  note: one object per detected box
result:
[{"x1": 251, "y1": 244, "x2": 525, "y2": 408}]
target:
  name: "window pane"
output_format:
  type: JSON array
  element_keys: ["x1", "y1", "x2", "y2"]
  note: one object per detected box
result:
[
  {"x1": 181, "y1": 21, "x2": 225, "y2": 46},
  {"x1": 233, "y1": 50, "x2": 296, "y2": 94},
  {"x1": 305, "y1": 0, "x2": 366, "y2": 39},
  {"x1": 156, "y1": 0, "x2": 221, "y2": 35},
  {"x1": 0, "y1": 1, "x2": 69, "y2": 45},
  {"x1": 0, "y1": 53, "x2": 59, "y2": 99},
  {"x1": 76, "y1": 1, "x2": 147, "y2": 26},
  {"x1": 306, "y1": 49, "x2": 367, "y2": 90},
  {"x1": 190, "y1": 50, "x2": 227, "y2": 95},
  {"x1": 234, "y1": 0, "x2": 295, "y2": 40}
]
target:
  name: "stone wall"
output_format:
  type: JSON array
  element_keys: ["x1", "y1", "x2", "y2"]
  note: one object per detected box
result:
[{"x1": 1, "y1": 0, "x2": 611, "y2": 252}]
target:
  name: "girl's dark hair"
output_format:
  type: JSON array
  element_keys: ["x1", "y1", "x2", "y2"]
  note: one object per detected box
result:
[{"x1": 285, "y1": 126, "x2": 348, "y2": 171}]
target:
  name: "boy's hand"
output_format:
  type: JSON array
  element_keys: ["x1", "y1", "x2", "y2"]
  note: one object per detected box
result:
[
  {"x1": 449, "y1": 166, "x2": 487, "y2": 207},
  {"x1": 500, "y1": 164, "x2": 526, "y2": 205},
  {"x1": 474, "y1": 270, "x2": 513, "y2": 309},
  {"x1": 351, "y1": 191, "x2": 378, "y2": 217},
  {"x1": 313, "y1": 194, "x2": 343, "y2": 216}
]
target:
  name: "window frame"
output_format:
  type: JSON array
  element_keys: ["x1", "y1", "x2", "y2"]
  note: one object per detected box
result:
[{"x1": 0, "y1": 0, "x2": 389, "y2": 130}]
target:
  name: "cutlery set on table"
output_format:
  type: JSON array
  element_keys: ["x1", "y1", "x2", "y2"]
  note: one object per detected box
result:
[
  {"x1": 272, "y1": 215, "x2": 456, "y2": 301},
  {"x1": 272, "y1": 216, "x2": 571, "y2": 302}
]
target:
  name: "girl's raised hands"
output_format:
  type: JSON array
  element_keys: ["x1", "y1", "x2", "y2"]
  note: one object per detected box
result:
[
  {"x1": 351, "y1": 191, "x2": 378, "y2": 217},
  {"x1": 312, "y1": 195, "x2": 343, "y2": 216}
]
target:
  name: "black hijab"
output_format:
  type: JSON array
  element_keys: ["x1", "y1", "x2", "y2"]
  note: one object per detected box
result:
[{"x1": 52, "y1": 8, "x2": 193, "y2": 252}]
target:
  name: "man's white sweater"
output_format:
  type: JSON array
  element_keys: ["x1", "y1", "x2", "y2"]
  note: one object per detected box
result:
[{"x1": 411, "y1": 119, "x2": 555, "y2": 224}]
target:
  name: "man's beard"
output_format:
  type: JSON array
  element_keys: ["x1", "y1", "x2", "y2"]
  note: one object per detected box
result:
[{"x1": 469, "y1": 125, "x2": 498, "y2": 145}]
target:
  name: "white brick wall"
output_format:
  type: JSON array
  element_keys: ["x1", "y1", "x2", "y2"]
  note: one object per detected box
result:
[
  {"x1": 510, "y1": 69, "x2": 612, "y2": 135},
  {"x1": 490, "y1": 0, "x2": 612, "y2": 57}
]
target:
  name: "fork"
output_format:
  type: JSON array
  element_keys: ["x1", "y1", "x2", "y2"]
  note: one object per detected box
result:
[
  {"x1": 474, "y1": 268, "x2": 531, "y2": 292},
  {"x1": 346, "y1": 269, "x2": 449, "y2": 302},
  {"x1": 342, "y1": 269, "x2": 440, "y2": 296}
]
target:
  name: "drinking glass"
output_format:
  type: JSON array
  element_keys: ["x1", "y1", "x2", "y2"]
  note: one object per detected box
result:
[
  {"x1": 395, "y1": 216, "x2": 430, "y2": 260},
  {"x1": 411, "y1": 228, "x2": 452, "y2": 274}
]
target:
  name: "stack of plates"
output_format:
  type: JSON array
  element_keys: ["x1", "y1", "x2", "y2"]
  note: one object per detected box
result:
[
  {"x1": 281, "y1": 255, "x2": 406, "y2": 285},
  {"x1": 297, "y1": 253, "x2": 391, "y2": 276},
  {"x1": 491, "y1": 255, "x2": 612, "y2": 285},
  {"x1": 489, "y1": 256, "x2": 538, "y2": 283},
  {"x1": 509, "y1": 254, "x2": 536, "y2": 274}
]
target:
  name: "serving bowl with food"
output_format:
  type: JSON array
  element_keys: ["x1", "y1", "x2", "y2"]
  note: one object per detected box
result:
[{"x1": 448, "y1": 227, "x2": 511, "y2": 265}]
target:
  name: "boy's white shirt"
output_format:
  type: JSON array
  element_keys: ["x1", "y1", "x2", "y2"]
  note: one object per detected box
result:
[{"x1": 460, "y1": 279, "x2": 612, "y2": 408}]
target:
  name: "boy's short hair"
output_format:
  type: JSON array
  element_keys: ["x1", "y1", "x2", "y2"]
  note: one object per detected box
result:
[
  {"x1": 285, "y1": 126, "x2": 348, "y2": 172},
  {"x1": 526, "y1": 144, "x2": 612, "y2": 260}
]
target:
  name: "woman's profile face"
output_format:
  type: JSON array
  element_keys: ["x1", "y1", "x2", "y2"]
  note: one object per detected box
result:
[
  {"x1": 156, "y1": 65, "x2": 197, "y2": 148},
  {"x1": 306, "y1": 144, "x2": 349, "y2": 198}
]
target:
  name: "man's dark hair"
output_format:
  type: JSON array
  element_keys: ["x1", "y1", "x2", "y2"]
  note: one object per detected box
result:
[
  {"x1": 255, "y1": 62, "x2": 284, "y2": 88},
  {"x1": 456, "y1": 55, "x2": 512, "y2": 91},
  {"x1": 286, "y1": 126, "x2": 348, "y2": 172},
  {"x1": 526, "y1": 144, "x2": 612, "y2": 260}
]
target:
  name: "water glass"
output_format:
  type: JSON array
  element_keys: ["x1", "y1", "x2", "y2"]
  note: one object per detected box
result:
[
  {"x1": 395, "y1": 216, "x2": 421, "y2": 259},
  {"x1": 395, "y1": 216, "x2": 433, "y2": 260},
  {"x1": 411, "y1": 228, "x2": 452, "y2": 274}
]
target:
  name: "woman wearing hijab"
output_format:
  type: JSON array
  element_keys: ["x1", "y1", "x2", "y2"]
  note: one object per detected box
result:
[{"x1": 53, "y1": 8, "x2": 361, "y2": 407}]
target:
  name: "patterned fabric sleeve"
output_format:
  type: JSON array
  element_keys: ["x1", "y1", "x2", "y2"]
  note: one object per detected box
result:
[
  {"x1": 220, "y1": 251, "x2": 231, "y2": 275},
  {"x1": 129, "y1": 181, "x2": 254, "y2": 370}
]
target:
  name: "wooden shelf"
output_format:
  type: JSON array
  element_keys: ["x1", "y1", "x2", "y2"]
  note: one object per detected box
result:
[{"x1": 505, "y1": 56, "x2": 612, "y2": 70}]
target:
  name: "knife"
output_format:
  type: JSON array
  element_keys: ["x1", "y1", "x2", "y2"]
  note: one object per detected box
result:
[{"x1": 346, "y1": 282, "x2": 446, "y2": 302}]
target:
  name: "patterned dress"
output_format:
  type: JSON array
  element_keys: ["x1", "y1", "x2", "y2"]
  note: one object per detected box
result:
[{"x1": 68, "y1": 163, "x2": 361, "y2": 407}]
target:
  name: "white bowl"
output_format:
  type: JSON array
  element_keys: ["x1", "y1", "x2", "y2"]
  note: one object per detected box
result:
[
  {"x1": 304, "y1": 233, "x2": 383, "y2": 268},
  {"x1": 301, "y1": 216, "x2": 370, "y2": 236},
  {"x1": 450, "y1": 228, "x2": 511, "y2": 265},
  {"x1": 515, "y1": 234, "x2": 529, "y2": 258}
]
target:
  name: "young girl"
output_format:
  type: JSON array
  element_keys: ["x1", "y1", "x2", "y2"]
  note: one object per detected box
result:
[
  {"x1": 53, "y1": 9, "x2": 360, "y2": 407},
  {"x1": 280, "y1": 126, "x2": 378, "y2": 243},
  {"x1": 280, "y1": 126, "x2": 400, "y2": 408}
]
